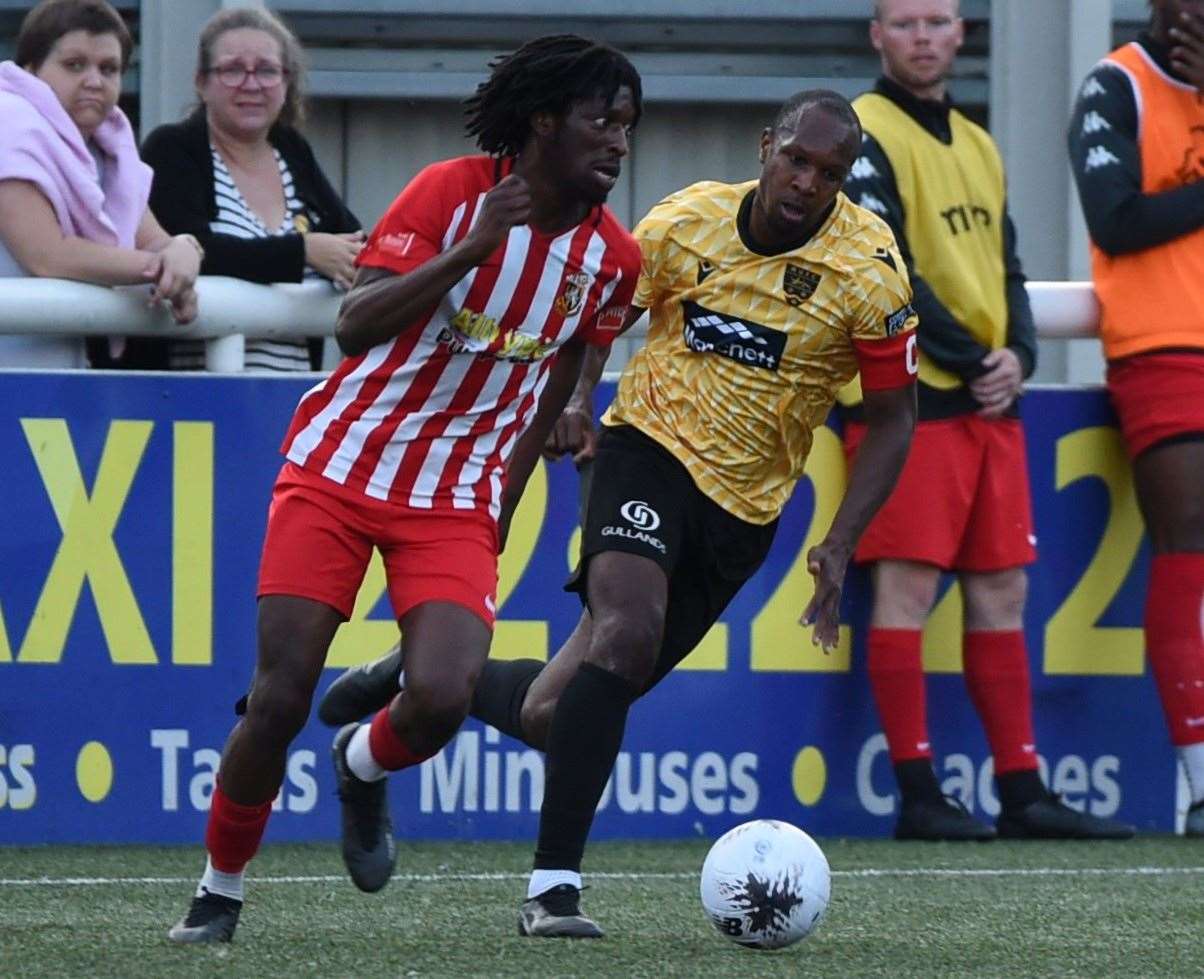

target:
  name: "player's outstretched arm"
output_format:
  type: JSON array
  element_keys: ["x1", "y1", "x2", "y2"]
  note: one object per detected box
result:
[
  {"x1": 498, "y1": 338, "x2": 588, "y2": 550},
  {"x1": 335, "y1": 174, "x2": 532, "y2": 356},
  {"x1": 802, "y1": 382, "x2": 917, "y2": 650}
]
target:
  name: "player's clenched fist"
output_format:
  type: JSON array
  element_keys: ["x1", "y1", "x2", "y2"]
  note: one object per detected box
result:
[{"x1": 467, "y1": 174, "x2": 532, "y2": 258}]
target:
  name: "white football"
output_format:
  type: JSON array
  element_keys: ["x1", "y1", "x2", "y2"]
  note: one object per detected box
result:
[{"x1": 699, "y1": 818, "x2": 830, "y2": 950}]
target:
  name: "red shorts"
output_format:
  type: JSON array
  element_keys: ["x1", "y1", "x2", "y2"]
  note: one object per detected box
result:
[
  {"x1": 843, "y1": 415, "x2": 1036, "y2": 572},
  {"x1": 257, "y1": 462, "x2": 498, "y2": 628},
  {"x1": 1107, "y1": 351, "x2": 1204, "y2": 460}
]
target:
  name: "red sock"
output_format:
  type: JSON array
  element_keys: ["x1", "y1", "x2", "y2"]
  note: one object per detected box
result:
[
  {"x1": 205, "y1": 784, "x2": 272, "y2": 873},
  {"x1": 963, "y1": 630, "x2": 1038, "y2": 774},
  {"x1": 1145, "y1": 553, "x2": 1204, "y2": 746},
  {"x1": 867, "y1": 628, "x2": 931, "y2": 762},
  {"x1": 368, "y1": 707, "x2": 433, "y2": 771}
]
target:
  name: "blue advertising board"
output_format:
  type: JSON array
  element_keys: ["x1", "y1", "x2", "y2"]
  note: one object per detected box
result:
[{"x1": 0, "y1": 372, "x2": 1186, "y2": 845}]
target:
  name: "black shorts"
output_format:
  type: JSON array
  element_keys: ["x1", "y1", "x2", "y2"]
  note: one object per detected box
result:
[{"x1": 567, "y1": 424, "x2": 777, "y2": 691}]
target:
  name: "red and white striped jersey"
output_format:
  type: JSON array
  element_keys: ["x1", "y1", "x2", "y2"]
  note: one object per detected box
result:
[{"x1": 281, "y1": 156, "x2": 639, "y2": 517}]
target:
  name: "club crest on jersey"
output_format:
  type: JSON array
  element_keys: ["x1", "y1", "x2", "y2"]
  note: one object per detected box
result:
[
  {"x1": 555, "y1": 271, "x2": 592, "y2": 316},
  {"x1": 783, "y1": 264, "x2": 822, "y2": 307},
  {"x1": 681, "y1": 300, "x2": 786, "y2": 372}
]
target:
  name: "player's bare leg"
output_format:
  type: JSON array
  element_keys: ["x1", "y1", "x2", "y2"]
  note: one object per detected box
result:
[
  {"x1": 170, "y1": 595, "x2": 343, "y2": 943},
  {"x1": 333, "y1": 601, "x2": 491, "y2": 891},
  {"x1": 1133, "y1": 439, "x2": 1204, "y2": 835}
]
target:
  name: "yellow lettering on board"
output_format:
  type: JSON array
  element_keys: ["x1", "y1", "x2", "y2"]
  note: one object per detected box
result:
[
  {"x1": 922, "y1": 582, "x2": 964, "y2": 673},
  {"x1": 18, "y1": 419, "x2": 155, "y2": 664},
  {"x1": 172, "y1": 423, "x2": 214, "y2": 665},
  {"x1": 1044, "y1": 426, "x2": 1144, "y2": 675},
  {"x1": 751, "y1": 427, "x2": 851, "y2": 672},
  {"x1": 491, "y1": 461, "x2": 550, "y2": 662}
]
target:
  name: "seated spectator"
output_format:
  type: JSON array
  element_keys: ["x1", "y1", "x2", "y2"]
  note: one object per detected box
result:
[
  {"x1": 141, "y1": 6, "x2": 362, "y2": 372},
  {"x1": 0, "y1": 0, "x2": 201, "y2": 369}
]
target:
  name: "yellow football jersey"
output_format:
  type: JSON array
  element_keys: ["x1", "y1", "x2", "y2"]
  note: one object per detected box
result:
[{"x1": 604, "y1": 179, "x2": 916, "y2": 525}]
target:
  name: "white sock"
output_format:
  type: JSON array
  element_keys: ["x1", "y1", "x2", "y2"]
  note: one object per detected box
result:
[
  {"x1": 1177, "y1": 743, "x2": 1204, "y2": 804},
  {"x1": 198, "y1": 856, "x2": 244, "y2": 902},
  {"x1": 346, "y1": 723, "x2": 387, "y2": 782},
  {"x1": 527, "y1": 869, "x2": 582, "y2": 899}
]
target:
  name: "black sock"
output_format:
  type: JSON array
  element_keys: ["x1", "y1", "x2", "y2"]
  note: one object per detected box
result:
[
  {"x1": 469, "y1": 659, "x2": 544, "y2": 744},
  {"x1": 894, "y1": 758, "x2": 943, "y2": 805},
  {"x1": 997, "y1": 768, "x2": 1046, "y2": 812},
  {"x1": 534, "y1": 663, "x2": 636, "y2": 872}
]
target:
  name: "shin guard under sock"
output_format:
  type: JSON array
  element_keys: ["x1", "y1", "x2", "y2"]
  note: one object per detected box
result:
[
  {"x1": 366, "y1": 706, "x2": 432, "y2": 771},
  {"x1": 867, "y1": 628, "x2": 932, "y2": 764},
  {"x1": 205, "y1": 785, "x2": 272, "y2": 874},
  {"x1": 469, "y1": 658, "x2": 544, "y2": 744},
  {"x1": 1145, "y1": 553, "x2": 1204, "y2": 746},
  {"x1": 963, "y1": 630, "x2": 1039, "y2": 775},
  {"x1": 534, "y1": 663, "x2": 636, "y2": 872}
]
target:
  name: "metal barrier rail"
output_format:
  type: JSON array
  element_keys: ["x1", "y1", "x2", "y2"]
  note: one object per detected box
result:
[{"x1": 0, "y1": 276, "x2": 1100, "y2": 372}]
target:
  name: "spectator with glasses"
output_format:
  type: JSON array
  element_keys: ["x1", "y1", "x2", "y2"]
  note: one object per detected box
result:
[{"x1": 140, "y1": 6, "x2": 361, "y2": 371}]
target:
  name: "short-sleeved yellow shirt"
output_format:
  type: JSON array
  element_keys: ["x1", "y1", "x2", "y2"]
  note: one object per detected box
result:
[{"x1": 604, "y1": 180, "x2": 916, "y2": 525}]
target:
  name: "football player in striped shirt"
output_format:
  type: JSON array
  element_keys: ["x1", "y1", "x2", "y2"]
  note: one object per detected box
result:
[
  {"x1": 322, "y1": 90, "x2": 921, "y2": 938},
  {"x1": 168, "y1": 35, "x2": 643, "y2": 944}
]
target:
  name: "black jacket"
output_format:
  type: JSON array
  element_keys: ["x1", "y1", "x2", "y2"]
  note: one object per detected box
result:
[
  {"x1": 102, "y1": 110, "x2": 362, "y2": 368},
  {"x1": 140, "y1": 108, "x2": 360, "y2": 283}
]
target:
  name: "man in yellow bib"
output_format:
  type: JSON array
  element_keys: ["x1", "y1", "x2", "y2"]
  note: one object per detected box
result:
[{"x1": 841, "y1": 0, "x2": 1134, "y2": 842}]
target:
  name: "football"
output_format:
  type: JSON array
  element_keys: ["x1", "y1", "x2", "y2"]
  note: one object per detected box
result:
[{"x1": 699, "y1": 819, "x2": 831, "y2": 950}]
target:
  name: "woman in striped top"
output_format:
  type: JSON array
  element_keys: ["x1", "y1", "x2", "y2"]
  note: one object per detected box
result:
[{"x1": 140, "y1": 6, "x2": 361, "y2": 372}]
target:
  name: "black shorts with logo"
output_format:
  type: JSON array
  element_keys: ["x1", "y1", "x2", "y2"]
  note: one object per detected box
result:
[{"x1": 567, "y1": 424, "x2": 778, "y2": 691}]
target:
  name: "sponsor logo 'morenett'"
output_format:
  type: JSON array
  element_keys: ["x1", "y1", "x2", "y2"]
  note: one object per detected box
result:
[{"x1": 682, "y1": 300, "x2": 786, "y2": 371}]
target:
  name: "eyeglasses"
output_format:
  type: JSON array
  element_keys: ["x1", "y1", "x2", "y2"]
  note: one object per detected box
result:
[{"x1": 207, "y1": 63, "x2": 287, "y2": 89}]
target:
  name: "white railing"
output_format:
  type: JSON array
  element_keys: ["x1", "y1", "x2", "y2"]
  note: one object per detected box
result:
[
  {"x1": 0, "y1": 276, "x2": 1101, "y2": 372},
  {"x1": 0, "y1": 276, "x2": 344, "y2": 372}
]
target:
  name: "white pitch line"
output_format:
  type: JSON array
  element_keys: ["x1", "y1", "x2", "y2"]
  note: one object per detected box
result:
[{"x1": 1, "y1": 866, "x2": 1203, "y2": 887}]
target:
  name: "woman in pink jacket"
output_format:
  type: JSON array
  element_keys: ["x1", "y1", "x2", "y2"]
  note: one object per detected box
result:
[{"x1": 0, "y1": 0, "x2": 201, "y2": 367}]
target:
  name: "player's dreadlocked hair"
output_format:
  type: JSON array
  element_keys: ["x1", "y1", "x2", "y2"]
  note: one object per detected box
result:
[
  {"x1": 772, "y1": 89, "x2": 862, "y2": 142},
  {"x1": 464, "y1": 34, "x2": 643, "y2": 157}
]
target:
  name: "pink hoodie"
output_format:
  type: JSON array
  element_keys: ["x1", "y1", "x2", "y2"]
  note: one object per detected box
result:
[{"x1": 0, "y1": 60, "x2": 151, "y2": 247}]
